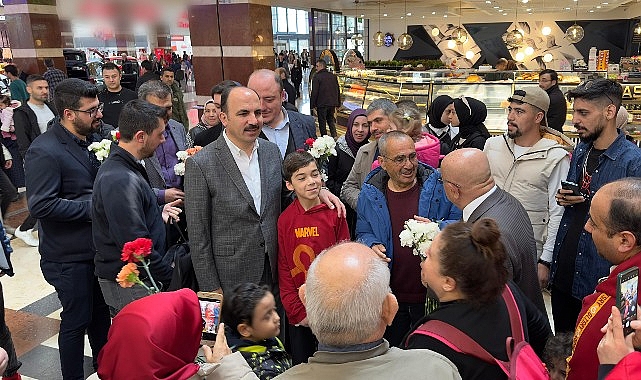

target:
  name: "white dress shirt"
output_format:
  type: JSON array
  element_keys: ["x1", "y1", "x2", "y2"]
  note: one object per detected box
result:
[
  {"x1": 261, "y1": 107, "x2": 290, "y2": 158},
  {"x1": 462, "y1": 185, "x2": 498, "y2": 222},
  {"x1": 223, "y1": 130, "x2": 261, "y2": 213}
]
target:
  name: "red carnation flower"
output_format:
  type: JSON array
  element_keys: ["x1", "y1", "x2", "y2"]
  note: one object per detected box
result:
[
  {"x1": 305, "y1": 138, "x2": 315, "y2": 146},
  {"x1": 115, "y1": 131, "x2": 120, "y2": 140},
  {"x1": 121, "y1": 238, "x2": 153, "y2": 263}
]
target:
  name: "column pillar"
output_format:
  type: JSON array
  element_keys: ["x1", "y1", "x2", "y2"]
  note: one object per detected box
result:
[
  {"x1": 4, "y1": 0, "x2": 63, "y2": 75},
  {"x1": 59, "y1": 19, "x2": 74, "y2": 49},
  {"x1": 188, "y1": 0, "x2": 274, "y2": 105}
]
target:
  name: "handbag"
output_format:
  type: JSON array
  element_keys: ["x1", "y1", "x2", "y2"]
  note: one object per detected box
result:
[{"x1": 163, "y1": 221, "x2": 199, "y2": 291}]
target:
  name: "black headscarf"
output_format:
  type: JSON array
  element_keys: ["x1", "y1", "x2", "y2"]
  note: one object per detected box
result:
[
  {"x1": 427, "y1": 95, "x2": 454, "y2": 129},
  {"x1": 453, "y1": 96, "x2": 490, "y2": 138}
]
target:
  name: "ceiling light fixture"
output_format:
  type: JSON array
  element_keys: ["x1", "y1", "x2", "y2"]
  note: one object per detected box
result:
[
  {"x1": 504, "y1": 0, "x2": 524, "y2": 48},
  {"x1": 452, "y1": 0, "x2": 468, "y2": 45},
  {"x1": 373, "y1": 1, "x2": 385, "y2": 47},
  {"x1": 541, "y1": 0, "x2": 551, "y2": 35},
  {"x1": 398, "y1": 0, "x2": 413, "y2": 50},
  {"x1": 351, "y1": 0, "x2": 364, "y2": 47},
  {"x1": 565, "y1": 0, "x2": 584, "y2": 43}
]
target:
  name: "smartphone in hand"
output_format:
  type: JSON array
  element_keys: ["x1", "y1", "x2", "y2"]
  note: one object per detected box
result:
[
  {"x1": 561, "y1": 180, "x2": 581, "y2": 196},
  {"x1": 616, "y1": 266, "x2": 639, "y2": 336},
  {"x1": 198, "y1": 291, "x2": 223, "y2": 341}
]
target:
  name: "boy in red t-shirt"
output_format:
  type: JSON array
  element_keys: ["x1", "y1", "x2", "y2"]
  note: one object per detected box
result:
[{"x1": 278, "y1": 151, "x2": 349, "y2": 364}]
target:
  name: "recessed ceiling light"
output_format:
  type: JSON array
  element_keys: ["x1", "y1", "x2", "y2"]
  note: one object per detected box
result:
[
  {"x1": 401, "y1": 16, "x2": 404, "y2": 19},
  {"x1": 522, "y1": 0, "x2": 529, "y2": 3},
  {"x1": 526, "y1": 8, "x2": 531, "y2": 11},
  {"x1": 432, "y1": 11, "x2": 436, "y2": 14},
  {"x1": 493, "y1": 5, "x2": 499, "y2": 8},
  {"x1": 444, "y1": 14, "x2": 448, "y2": 17},
  {"x1": 407, "y1": 12, "x2": 411, "y2": 16},
  {"x1": 602, "y1": 2, "x2": 608, "y2": 3},
  {"x1": 503, "y1": 13, "x2": 508, "y2": 15},
  {"x1": 383, "y1": 13, "x2": 387, "y2": 16},
  {"x1": 565, "y1": 7, "x2": 571, "y2": 9},
  {"x1": 589, "y1": 9, "x2": 594, "y2": 12},
  {"x1": 596, "y1": 5, "x2": 601, "y2": 8},
  {"x1": 486, "y1": 0, "x2": 492, "y2": 3},
  {"x1": 498, "y1": 9, "x2": 503, "y2": 12},
  {"x1": 422, "y1": 15, "x2": 425, "y2": 18},
  {"x1": 528, "y1": 12, "x2": 532, "y2": 14}
]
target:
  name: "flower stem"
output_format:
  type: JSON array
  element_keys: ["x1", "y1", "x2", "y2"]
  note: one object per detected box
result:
[{"x1": 140, "y1": 260, "x2": 160, "y2": 293}]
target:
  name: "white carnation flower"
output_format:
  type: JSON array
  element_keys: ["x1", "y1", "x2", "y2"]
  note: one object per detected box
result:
[
  {"x1": 174, "y1": 162, "x2": 185, "y2": 176},
  {"x1": 399, "y1": 229, "x2": 414, "y2": 247},
  {"x1": 176, "y1": 151, "x2": 188, "y2": 161}
]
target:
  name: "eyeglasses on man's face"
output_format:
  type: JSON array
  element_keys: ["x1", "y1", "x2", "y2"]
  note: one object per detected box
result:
[
  {"x1": 382, "y1": 151, "x2": 418, "y2": 165},
  {"x1": 70, "y1": 103, "x2": 104, "y2": 118}
]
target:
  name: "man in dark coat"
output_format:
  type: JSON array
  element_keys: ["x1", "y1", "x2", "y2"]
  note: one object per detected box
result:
[
  {"x1": 539, "y1": 69, "x2": 567, "y2": 133},
  {"x1": 310, "y1": 60, "x2": 340, "y2": 138}
]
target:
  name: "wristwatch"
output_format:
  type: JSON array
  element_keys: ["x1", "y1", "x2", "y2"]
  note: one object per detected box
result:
[{"x1": 537, "y1": 259, "x2": 551, "y2": 268}]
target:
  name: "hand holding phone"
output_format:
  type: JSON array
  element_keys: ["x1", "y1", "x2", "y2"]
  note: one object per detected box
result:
[
  {"x1": 561, "y1": 180, "x2": 581, "y2": 196},
  {"x1": 198, "y1": 292, "x2": 223, "y2": 341},
  {"x1": 616, "y1": 267, "x2": 639, "y2": 336}
]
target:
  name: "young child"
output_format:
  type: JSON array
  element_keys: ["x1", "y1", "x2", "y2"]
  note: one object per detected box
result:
[
  {"x1": 278, "y1": 151, "x2": 350, "y2": 364},
  {"x1": 0, "y1": 95, "x2": 24, "y2": 188},
  {"x1": 222, "y1": 283, "x2": 291, "y2": 380},
  {"x1": 543, "y1": 332, "x2": 573, "y2": 380}
]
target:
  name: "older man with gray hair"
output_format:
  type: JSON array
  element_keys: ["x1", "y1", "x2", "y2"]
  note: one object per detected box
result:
[
  {"x1": 206, "y1": 242, "x2": 462, "y2": 379},
  {"x1": 340, "y1": 98, "x2": 397, "y2": 209}
]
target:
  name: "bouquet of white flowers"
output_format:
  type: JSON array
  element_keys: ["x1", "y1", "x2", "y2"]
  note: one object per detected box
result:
[
  {"x1": 305, "y1": 136, "x2": 337, "y2": 181},
  {"x1": 399, "y1": 219, "x2": 440, "y2": 261},
  {"x1": 174, "y1": 146, "x2": 202, "y2": 176},
  {"x1": 88, "y1": 139, "x2": 112, "y2": 162}
]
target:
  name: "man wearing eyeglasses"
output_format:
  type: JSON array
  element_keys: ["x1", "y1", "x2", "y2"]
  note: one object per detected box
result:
[
  {"x1": 138, "y1": 80, "x2": 188, "y2": 206},
  {"x1": 24, "y1": 78, "x2": 111, "y2": 380},
  {"x1": 549, "y1": 78, "x2": 641, "y2": 335},
  {"x1": 355, "y1": 131, "x2": 461, "y2": 347}
]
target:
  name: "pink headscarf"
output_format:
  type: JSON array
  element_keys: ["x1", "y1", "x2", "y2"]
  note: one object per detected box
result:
[{"x1": 97, "y1": 289, "x2": 202, "y2": 380}]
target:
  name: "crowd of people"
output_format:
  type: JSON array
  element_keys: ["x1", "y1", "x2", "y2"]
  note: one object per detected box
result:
[{"x1": 0, "y1": 57, "x2": 640, "y2": 380}]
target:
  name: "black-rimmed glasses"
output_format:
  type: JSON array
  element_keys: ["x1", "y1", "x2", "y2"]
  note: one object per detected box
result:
[{"x1": 70, "y1": 103, "x2": 104, "y2": 118}]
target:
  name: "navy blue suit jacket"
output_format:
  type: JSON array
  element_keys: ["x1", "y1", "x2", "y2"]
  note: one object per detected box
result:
[{"x1": 25, "y1": 122, "x2": 98, "y2": 262}]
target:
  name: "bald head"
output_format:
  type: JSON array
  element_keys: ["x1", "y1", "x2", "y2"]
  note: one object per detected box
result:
[
  {"x1": 248, "y1": 69, "x2": 283, "y2": 92},
  {"x1": 304, "y1": 242, "x2": 394, "y2": 346},
  {"x1": 441, "y1": 148, "x2": 495, "y2": 209},
  {"x1": 442, "y1": 148, "x2": 492, "y2": 188}
]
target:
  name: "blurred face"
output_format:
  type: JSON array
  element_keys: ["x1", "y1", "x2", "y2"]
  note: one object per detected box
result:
[
  {"x1": 203, "y1": 103, "x2": 219, "y2": 126},
  {"x1": 420, "y1": 233, "x2": 447, "y2": 299},
  {"x1": 69, "y1": 97, "x2": 103, "y2": 137},
  {"x1": 248, "y1": 293, "x2": 281, "y2": 341},
  {"x1": 572, "y1": 98, "x2": 612, "y2": 143},
  {"x1": 219, "y1": 88, "x2": 263, "y2": 150},
  {"x1": 441, "y1": 104, "x2": 455, "y2": 126},
  {"x1": 380, "y1": 137, "x2": 418, "y2": 190},
  {"x1": 538, "y1": 73, "x2": 555, "y2": 91},
  {"x1": 547, "y1": 358, "x2": 567, "y2": 380},
  {"x1": 27, "y1": 80, "x2": 49, "y2": 104},
  {"x1": 146, "y1": 94, "x2": 173, "y2": 119},
  {"x1": 247, "y1": 75, "x2": 284, "y2": 126},
  {"x1": 507, "y1": 102, "x2": 541, "y2": 139},
  {"x1": 367, "y1": 109, "x2": 391, "y2": 140},
  {"x1": 161, "y1": 70, "x2": 174, "y2": 85},
  {"x1": 351, "y1": 115, "x2": 369, "y2": 143},
  {"x1": 140, "y1": 119, "x2": 167, "y2": 159},
  {"x1": 285, "y1": 161, "x2": 322, "y2": 203},
  {"x1": 102, "y1": 68, "x2": 122, "y2": 91}
]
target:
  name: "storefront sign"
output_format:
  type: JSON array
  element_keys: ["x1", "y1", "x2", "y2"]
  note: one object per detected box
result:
[{"x1": 622, "y1": 83, "x2": 641, "y2": 99}]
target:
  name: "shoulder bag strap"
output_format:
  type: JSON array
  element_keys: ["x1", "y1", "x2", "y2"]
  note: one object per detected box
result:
[
  {"x1": 410, "y1": 320, "x2": 510, "y2": 374},
  {"x1": 501, "y1": 285, "x2": 525, "y2": 343}
]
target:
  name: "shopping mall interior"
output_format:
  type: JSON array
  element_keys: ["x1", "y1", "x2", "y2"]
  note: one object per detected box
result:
[{"x1": 1, "y1": 0, "x2": 641, "y2": 379}]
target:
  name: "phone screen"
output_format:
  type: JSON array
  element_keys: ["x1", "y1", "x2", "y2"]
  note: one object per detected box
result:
[
  {"x1": 198, "y1": 298, "x2": 221, "y2": 340},
  {"x1": 617, "y1": 267, "x2": 639, "y2": 336}
]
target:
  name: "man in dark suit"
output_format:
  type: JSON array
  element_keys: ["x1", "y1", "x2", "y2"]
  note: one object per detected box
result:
[
  {"x1": 185, "y1": 86, "x2": 343, "y2": 295},
  {"x1": 138, "y1": 80, "x2": 187, "y2": 205},
  {"x1": 24, "y1": 79, "x2": 111, "y2": 380},
  {"x1": 247, "y1": 69, "x2": 316, "y2": 158},
  {"x1": 311, "y1": 59, "x2": 340, "y2": 138},
  {"x1": 440, "y1": 148, "x2": 546, "y2": 313}
]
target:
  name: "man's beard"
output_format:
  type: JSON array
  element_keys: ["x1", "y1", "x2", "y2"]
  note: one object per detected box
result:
[
  {"x1": 507, "y1": 123, "x2": 522, "y2": 139},
  {"x1": 577, "y1": 121, "x2": 604, "y2": 144},
  {"x1": 71, "y1": 118, "x2": 98, "y2": 137}
]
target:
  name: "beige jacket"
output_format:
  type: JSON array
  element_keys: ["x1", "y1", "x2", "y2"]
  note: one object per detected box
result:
[
  {"x1": 340, "y1": 140, "x2": 378, "y2": 210},
  {"x1": 484, "y1": 135, "x2": 569, "y2": 257}
]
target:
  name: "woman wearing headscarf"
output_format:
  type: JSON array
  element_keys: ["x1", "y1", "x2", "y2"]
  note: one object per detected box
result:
[
  {"x1": 427, "y1": 95, "x2": 455, "y2": 155},
  {"x1": 189, "y1": 100, "x2": 219, "y2": 143},
  {"x1": 450, "y1": 96, "x2": 491, "y2": 151},
  {"x1": 95, "y1": 289, "x2": 218, "y2": 380},
  {"x1": 327, "y1": 108, "x2": 370, "y2": 236},
  {"x1": 404, "y1": 219, "x2": 551, "y2": 380}
]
